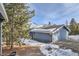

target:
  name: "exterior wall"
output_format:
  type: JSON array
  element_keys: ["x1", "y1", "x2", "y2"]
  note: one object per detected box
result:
[
  {"x1": 30, "y1": 32, "x2": 52, "y2": 43},
  {"x1": 52, "y1": 32, "x2": 59, "y2": 42},
  {"x1": 0, "y1": 23, "x2": 1, "y2": 46},
  {"x1": 0, "y1": 23, "x2": 1, "y2": 55},
  {"x1": 30, "y1": 26, "x2": 69, "y2": 43},
  {"x1": 58, "y1": 27, "x2": 68, "y2": 40}
]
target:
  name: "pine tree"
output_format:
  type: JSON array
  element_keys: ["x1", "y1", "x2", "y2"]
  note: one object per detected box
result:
[
  {"x1": 2, "y1": 3, "x2": 35, "y2": 49},
  {"x1": 69, "y1": 18, "x2": 77, "y2": 35}
]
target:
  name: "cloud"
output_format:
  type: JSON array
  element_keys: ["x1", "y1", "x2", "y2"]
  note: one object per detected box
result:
[
  {"x1": 45, "y1": 3, "x2": 79, "y2": 21},
  {"x1": 29, "y1": 3, "x2": 79, "y2": 25}
]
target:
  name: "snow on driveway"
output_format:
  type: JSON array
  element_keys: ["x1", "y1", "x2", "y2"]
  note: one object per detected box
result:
[{"x1": 69, "y1": 35, "x2": 79, "y2": 42}]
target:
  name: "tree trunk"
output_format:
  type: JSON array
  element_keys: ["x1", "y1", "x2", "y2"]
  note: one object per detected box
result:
[{"x1": 9, "y1": 16, "x2": 14, "y2": 49}]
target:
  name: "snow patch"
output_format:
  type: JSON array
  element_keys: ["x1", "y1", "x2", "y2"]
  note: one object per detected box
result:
[
  {"x1": 20, "y1": 38, "x2": 45, "y2": 46},
  {"x1": 40, "y1": 44, "x2": 78, "y2": 56},
  {"x1": 69, "y1": 35, "x2": 79, "y2": 42},
  {"x1": 20, "y1": 38, "x2": 78, "y2": 56}
]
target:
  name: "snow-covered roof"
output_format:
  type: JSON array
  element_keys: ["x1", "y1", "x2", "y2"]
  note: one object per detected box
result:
[
  {"x1": 30, "y1": 25, "x2": 70, "y2": 34},
  {"x1": 30, "y1": 28, "x2": 56, "y2": 34}
]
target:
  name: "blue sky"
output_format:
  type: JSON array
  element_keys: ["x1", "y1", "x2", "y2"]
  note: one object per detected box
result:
[{"x1": 29, "y1": 3, "x2": 79, "y2": 25}]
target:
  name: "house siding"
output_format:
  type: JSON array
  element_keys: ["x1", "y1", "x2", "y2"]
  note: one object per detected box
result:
[
  {"x1": 52, "y1": 32, "x2": 59, "y2": 42},
  {"x1": 0, "y1": 22, "x2": 2, "y2": 45},
  {"x1": 30, "y1": 26, "x2": 69, "y2": 43},
  {"x1": 30, "y1": 32, "x2": 52, "y2": 43},
  {"x1": 58, "y1": 27, "x2": 68, "y2": 40}
]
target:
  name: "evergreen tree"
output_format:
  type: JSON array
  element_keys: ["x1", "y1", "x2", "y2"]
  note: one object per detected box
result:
[
  {"x1": 70, "y1": 18, "x2": 77, "y2": 25},
  {"x1": 2, "y1": 3, "x2": 34, "y2": 49},
  {"x1": 69, "y1": 18, "x2": 77, "y2": 35}
]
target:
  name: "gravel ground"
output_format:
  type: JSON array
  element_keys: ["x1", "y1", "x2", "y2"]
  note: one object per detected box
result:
[{"x1": 2, "y1": 45, "x2": 44, "y2": 56}]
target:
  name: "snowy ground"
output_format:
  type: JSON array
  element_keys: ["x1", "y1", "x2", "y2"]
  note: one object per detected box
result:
[
  {"x1": 20, "y1": 38, "x2": 46, "y2": 46},
  {"x1": 20, "y1": 38, "x2": 78, "y2": 56},
  {"x1": 69, "y1": 35, "x2": 79, "y2": 42},
  {"x1": 40, "y1": 44, "x2": 78, "y2": 56}
]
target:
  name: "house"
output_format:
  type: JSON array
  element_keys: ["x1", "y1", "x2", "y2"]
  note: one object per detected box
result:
[
  {"x1": 0, "y1": 3, "x2": 8, "y2": 55},
  {"x1": 29, "y1": 25, "x2": 70, "y2": 43}
]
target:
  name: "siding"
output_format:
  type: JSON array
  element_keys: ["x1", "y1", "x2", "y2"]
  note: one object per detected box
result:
[
  {"x1": 31, "y1": 32, "x2": 52, "y2": 43},
  {"x1": 30, "y1": 26, "x2": 69, "y2": 43},
  {"x1": 0, "y1": 23, "x2": 2, "y2": 45},
  {"x1": 58, "y1": 27, "x2": 68, "y2": 40},
  {"x1": 52, "y1": 32, "x2": 59, "y2": 42}
]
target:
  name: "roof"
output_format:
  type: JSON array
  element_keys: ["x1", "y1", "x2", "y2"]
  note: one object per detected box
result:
[
  {"x1": 30, "y1": 25, "x2": 70, "y2": 34},
  {"x1": 30, "y1": 28, "x2": 56, "y2": 34},
  {"x1": 0, "y1": 13, "x2": 4, "y2": 22},
  {"x1": 41, "y1": 24, "x2": 70, "y2": 32},
  {"x1": 41, "y1": 24, "x2": 63, "y2": 29},
  {"x1": 0, "y1": 3, "x2": 8, "y2": 21},
  {"x1": 0, "y1": 13, "x2": 4, "y2": 19}
]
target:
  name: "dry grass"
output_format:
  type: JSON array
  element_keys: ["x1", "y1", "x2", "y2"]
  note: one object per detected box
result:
[
  {"x1": 2, "y1": 45, "x2": 44, "y2": 56},
  {"x1": 3, "y1": 40, "x2": 79, "y2": 56},
  {"x1": 54, "y1": 40, "x2": 79, "y2": 53}
]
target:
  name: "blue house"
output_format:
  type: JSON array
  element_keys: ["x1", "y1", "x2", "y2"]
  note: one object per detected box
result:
[{"x1": 29, "y1": 25, "x2": 70, "y2": 43}]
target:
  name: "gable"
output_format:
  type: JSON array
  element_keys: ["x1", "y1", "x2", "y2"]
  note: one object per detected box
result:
[
  {"x1": 63, "y1": 26, "x2": 70, "y2": 32},
  {"x1": 48, "y1": 25, "x2": 70, "y2": 34}
]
